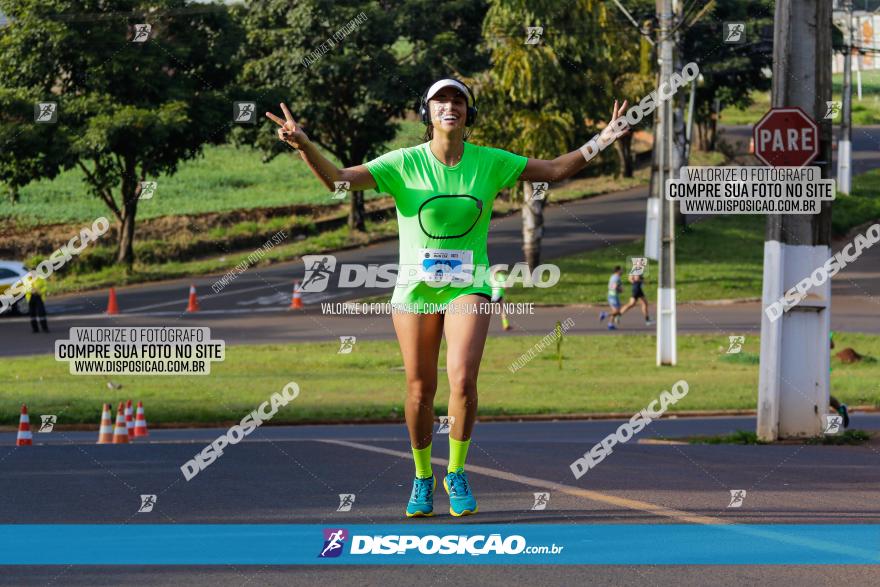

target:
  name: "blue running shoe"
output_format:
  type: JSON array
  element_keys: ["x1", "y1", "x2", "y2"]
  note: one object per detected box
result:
[
  {"x1": 444, "y1": 468, "x2": 478, "y2": 517},
  {"x1": 607, "y1": 323, "x2": 617, "y2": 330},
  {"x1": 599, "y1": 311, "x2": 607, "y2": 322},
  {"x1": 406, "y1": 475, "x2": 435, "y2": 518}
]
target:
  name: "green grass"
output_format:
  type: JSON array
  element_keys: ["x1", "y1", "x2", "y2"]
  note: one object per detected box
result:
[
  {"x1": 687, "y1": 430, "x2": 766, "y2": 445},
  {"x1": 0, "y1": 120, "x2": 425, "y2": 227},
  {"x1": 685, "y1": 429, "x2": 871, "y2": 445},
  {"x1": 502, "y1": 214, "x2": 766, "y2": 304},
  {"x1": 806, "y1": 429, "x2": 872, "y2": 445},
  {"x1": 834, "y1": 167, "x2": 880, "y2": 231},
  {"x1": 500, "y1": 168, "x2": 879, "y2": 306},
  {"x1": 1, "y1": 332, "x2": 878, "y2": 425},
  {"x1": 721, "y1": 71, "x2": 880, "y2": 125},
  {"x1": 40, "y1": 173, "x2": 650, "y2": 297},
  {"x1": 44, "y1": 218, "x2": 399, "y2": 294}
]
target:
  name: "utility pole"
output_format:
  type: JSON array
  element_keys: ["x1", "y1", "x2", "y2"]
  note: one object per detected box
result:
[
  {"x1": 684, "y1": 74, "x2": 698, "y2": 165},
  {"x1": 837, "y1": 0, "x2": 853, "y2": 194},
  {"x1": 671, "y1": 0, "x2": 687, "y2": 230},
  {"x1": 656, "y1": 0, "x2": 677, "y2": 366},
  {"x1": 757, "y1": 0, "x2": 833, "y2": 440}
]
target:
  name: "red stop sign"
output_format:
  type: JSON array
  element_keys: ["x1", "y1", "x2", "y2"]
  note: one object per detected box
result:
[{"x1": 753, "y1": 107, "x2": 819, "y2": 167}]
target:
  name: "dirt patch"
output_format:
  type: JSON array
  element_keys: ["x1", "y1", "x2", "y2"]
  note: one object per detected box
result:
[{"x1": 836, "y1": 348, "x2": 864, "y2": 363}]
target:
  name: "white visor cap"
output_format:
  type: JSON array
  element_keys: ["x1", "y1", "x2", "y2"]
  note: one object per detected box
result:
[{"x1": 425, "y1": 79, "x2": 473, "y2": 105}]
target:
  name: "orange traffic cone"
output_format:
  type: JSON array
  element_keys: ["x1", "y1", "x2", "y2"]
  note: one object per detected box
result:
[
  {"x1": 97, "y1": 403, "x2": 113, "y2": 444},
  {"x1": 186, "y1": 284, "x2": 200, "y2": 312},
  {"x1": 16, "y1": 404, "x2": 32, "y2": 446},
  {"x1": 112, "y1": 402, "x2": 129, "y2": 444},
  {"x1": 748, "y1": 137, "x2": 755, "y2": 154},
  {"x1": 106, "y1": 287, "x2": 119, "y2": 315},
  {"x1": 289, "y1": 280, "x2": 303, "y2": 310},
  {"x1": 133, "y1": 401, "x2": 149, "y2": 437},
  {"x1": 125, "y1": 399, "x2": 134, "y2": 438}
]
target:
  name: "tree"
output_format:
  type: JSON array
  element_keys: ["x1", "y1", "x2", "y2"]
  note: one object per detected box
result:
[
  {"x1": 681, "y1": 0, "x2": 774, "y2": 151},
  {"x1": 235, "y1": 0, "x2": 489, "y2": 231},
  {"x1": 0, "y1": 0, "x2": 244, "y2": 266},
  {"x1": 474, "y1": 0, "x2": 617, "y2": 270},
  {"x1": 606, "y1": 8, "x2": 655, "y2": 178}
]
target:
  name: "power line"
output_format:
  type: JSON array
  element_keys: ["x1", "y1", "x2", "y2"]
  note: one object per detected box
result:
[{"x1": 609, "y1": 0, "x2": 655, "y2": 45}]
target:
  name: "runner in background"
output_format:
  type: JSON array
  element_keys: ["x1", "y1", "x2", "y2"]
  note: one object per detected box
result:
[
  {"x1": 599, "y1": 266, "x2": 623, "y2": 330},
  {"x1": 620, "y1": 272, "x2": 653, "y2": 326}
]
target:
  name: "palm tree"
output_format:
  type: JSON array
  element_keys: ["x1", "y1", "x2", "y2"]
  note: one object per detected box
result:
[{"x1": 474, "y1": 0, "x2": 618, "y2": 270}]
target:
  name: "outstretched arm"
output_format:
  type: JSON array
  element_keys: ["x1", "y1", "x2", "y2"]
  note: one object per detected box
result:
[
  {"x1": 266, "y1": 103, "x2": 377, "y2": 192},
  {"x1": 519, "y1": 100, "x2": 630, "y2": 183}
]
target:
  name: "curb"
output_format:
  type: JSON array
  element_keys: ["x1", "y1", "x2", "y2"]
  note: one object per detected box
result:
[
  {"x1": 637, "y1": 438, "x2": 689, "y2": 445},
  {"x1": 3, "y1": 406, "x2": 877, "y2": 432}
]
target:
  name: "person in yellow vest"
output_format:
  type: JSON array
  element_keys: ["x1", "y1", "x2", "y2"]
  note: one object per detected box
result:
[{"x1": 24, "y1": 273, "x2": 49, "y2": 333}]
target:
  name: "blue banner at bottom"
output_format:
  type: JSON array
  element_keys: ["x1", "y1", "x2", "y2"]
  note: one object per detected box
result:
[{"x1": 1, "y1": 524, "x2": 878, "y2": 565}]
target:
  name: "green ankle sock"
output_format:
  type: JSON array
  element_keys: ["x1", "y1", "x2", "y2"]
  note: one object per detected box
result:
[
  {"x1": 448, "y1": 437, "x2": 471, "y2": 473},
  {"x1": 412, "y1": 443, "x2": 433, "y2": 479}
]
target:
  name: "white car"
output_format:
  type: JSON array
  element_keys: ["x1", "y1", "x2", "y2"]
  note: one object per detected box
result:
[{"x1": 0, "y1": 260, "x2": 31, "y2": 315}]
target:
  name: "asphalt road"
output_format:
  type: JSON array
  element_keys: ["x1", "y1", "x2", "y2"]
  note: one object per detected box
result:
[
  {"x1": 2, "y1": 125, "x2": 878, "y2": 355},
  {"x1": 2, "y1": 415, "x2": 879, "y2": 584},
  {"x1": 2, "y1": 185, "x2": 879, "y2": 356},
  {"x1": 2, "y1": 126, "x2": 880, "y2": 584}
]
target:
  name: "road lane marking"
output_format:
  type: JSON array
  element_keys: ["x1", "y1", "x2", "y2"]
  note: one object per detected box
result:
[
  {"x1": 6, "y1": 432, "x2": 877, "y2": 559},
  {"x1": 318, "y1": 438, "x2": 725, "y2": 525},
  {"x1": 317, "y1": 438, "x2": 878, "y2": 560}
]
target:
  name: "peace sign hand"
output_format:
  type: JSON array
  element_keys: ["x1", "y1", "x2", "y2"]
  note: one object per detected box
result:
[
  {"x1": 266, "y1": 103, "x2": 310, "y2": 150},
  {"x1": 599, "y1": 99, "x2": 631, "y2": 144}
]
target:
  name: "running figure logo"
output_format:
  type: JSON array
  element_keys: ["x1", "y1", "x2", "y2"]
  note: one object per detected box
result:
[
  {"x1": 138, "y1": 494, "x2": 157, "y2": 513},
  {"x1": 524, "y1": 26, "x2": 543, "y2": 45},
  {"x1": 132, "y1": 24, "x2": 151, "y2": 42},
  {"x1": 824, "y1": 414, "x2": 843, "y2": 435},
  {"x1": 727, "y1": 336, "x2": 745, "y2": 354},
  {"x1": 727, "y1": 489, "x2": 746, "y2": 508},
  {"x1": 319, "y1": 529, "x2": 348, "y2": 558},
  {"x1": 723, "y1": 22, "x2": 745, "y2": 44},
  {"x1": 338, "y1": 336, "x2": 356, "y2": 354},
  {"x1": 336, "y1": 494, "x2": 356, "y2": 512},
  {"x1": 332, "y1": 181, "x2": 350, "y2": 200},
  {"x1": 301, "y1": 255, "x2": 338, "y2": 292},
  {"x1": 234, "y1": 102, "x2": 256, "y2": 124},
  {"x1": 531, "y1": 492, "x2": 550, "y2": 511},
  {"x1": 138, "y1": 181, "x2": 157, "y2": 200},
  {"x1": 437, "y1": 415, "x2": 455, "y2": 434},
  {"x1": 824, "y1": 101, "x2": 842, "y2": 120},
  {"x1": 34, "y1": 102, "x2": 58, "y2": 123},
  {"x1": 529, "y1": 182, "x2": 549, "y2": 201},
  {"x1": 629, "y1": 257, "x2": 647, "y2": 276},
  {"x1": 38, "y1": 415, "x2": 57, "y2": 433}
]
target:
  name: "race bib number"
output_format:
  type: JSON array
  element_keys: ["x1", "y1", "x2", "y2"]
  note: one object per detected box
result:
[{"x1": 417, "y1": 249, "x2": 474, "y2": 284}]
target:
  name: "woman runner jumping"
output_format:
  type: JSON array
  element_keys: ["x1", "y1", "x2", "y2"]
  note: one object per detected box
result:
[{"x1": 267, "y1": 78, "x2": 629, "y2": 517}]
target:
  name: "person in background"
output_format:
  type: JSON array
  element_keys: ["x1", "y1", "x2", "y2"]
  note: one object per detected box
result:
[
  {"x1": 620, "y1": 271, "x2": 654, "y2": 326},
  {"x1": 829, "y1": 331, "x2": 850, "y2": 428},
  {"x1": 24, "y1": 272, "x2": 49, "y2": 333},
  {"x1": 599, "y1": 266, "x2": 623, "y2": 330}
]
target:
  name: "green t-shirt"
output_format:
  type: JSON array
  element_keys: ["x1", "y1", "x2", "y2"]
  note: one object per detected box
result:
[{"x1": 365, "y1": 141, "x2": 528, "y2": 313}]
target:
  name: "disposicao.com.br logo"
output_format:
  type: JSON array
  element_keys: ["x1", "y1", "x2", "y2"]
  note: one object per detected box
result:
[{"x1": 318, "y1": 528, "x2": 563, "y2": 558}]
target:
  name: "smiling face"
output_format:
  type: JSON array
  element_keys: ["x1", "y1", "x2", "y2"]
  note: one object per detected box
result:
[{"x1": 428, "y1": 87, "x2": 468, "y2": 134}]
